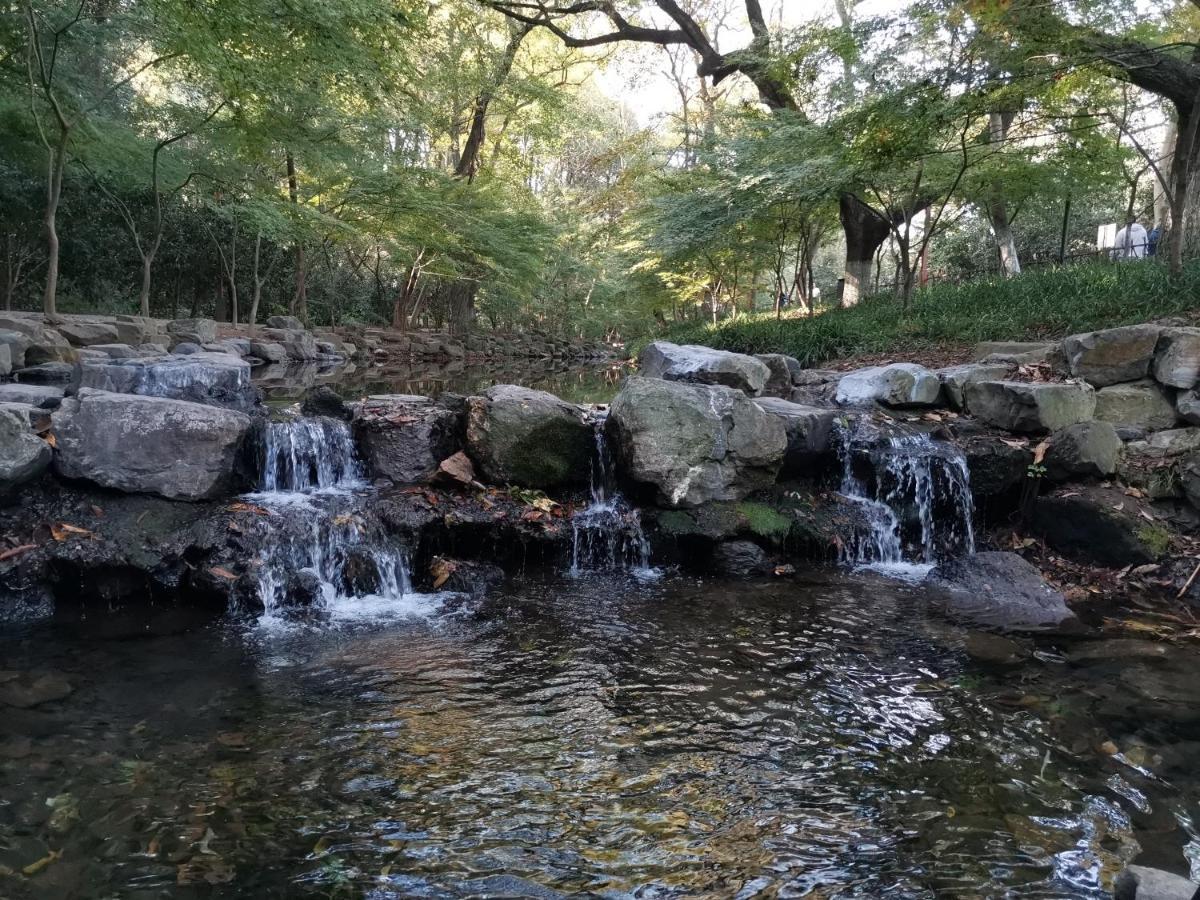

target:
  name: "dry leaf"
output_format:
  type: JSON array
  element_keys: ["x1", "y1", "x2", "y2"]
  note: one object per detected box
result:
[
  {"x1": 0, "y1": 543, "x2": 36, "y2": 562},
  {"x1": 207, "y1": 566, "x2": 237, "y2": 582},
  {"x1": 50, "y1": 523, "x2": 92, "y2": 542},
  {"x1": 429, "y1": 557, "x2": 457, "y2": 590},
  {"x1": 1032, "y1": 440, "x2": 1050, "y2": 465},
  {"x1": 42, "y1": 432, "x2": 56, "y2": 448}
]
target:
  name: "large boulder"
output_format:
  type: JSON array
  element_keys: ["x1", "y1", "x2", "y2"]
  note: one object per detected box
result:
[
  {"x1": 0, "y1": 329, "x2": 31, "y2": 369},
  {"x1": 753, "y1": 397, "x2": 838, "y2": 475},
  {"x1": 1114, "y1": 865, "x2": 1200, "y2": 900},
  {"x1": 0, "y1": 317, "x2": 73, "y2": 365},
  {"x1": 265, "y1": 315, "x2": 304, "y2": 330},
  {"x1": 638, "y1": 341, "x2": 770, "y2": 395},
  {"x1": 1028, "y1": 494, "x2": 1157, "y2": 567},
  {"x1": 113, "y1": 315, "x2": 159, "y2": 347},
  {"x1": 711, "y1": 540, "x2": 772, "y2": 578},
  {"x1": 166, "y1": 317, "x2": 217, "y2": 346},
  {"x1": 465, "y1": 385, "x2": 592, "y2": 489},
  {"x1": 1063, "y1": 324, "x2": 1161, "y2": 387},
  {"x1": 52, "y1": 389, "x2": 251, "y2": 500},
  {"x1": 936, "y1": 362, "x2": 1015, "y2": 411},
  {"x1": 1095, "y1": 380, "x2": 1177, "y2": 431},
  {"x1": 965, "y1": 381, "x2": 1096, "y2": 434},
  {"x1": 249, "y1": 340, "x2": 288, "y2": 364},
  {"x1": 1042, "y1": 421, "x2": 1122, "y2": 481},
  {"x1": 928, "y1": 551, "x2": 1079, "y2": 632},
  {"x1": 755, "y1": 353, "x2": 803, "y2": 398},
  {"x1": 0, "y1": 407, "x2": 51, "y2": 495},
  {"x1": 355, "y1": 394, "x2": 463, "y2": 484},
  {"x1": 835, "y1": 363, "x2": 941, "y2": 408},
  {"x1": 0, "y1": 383, "x2": 64, "y2": 408},
  {"x1": 56, "y1": 320, "x2": 120, "y2": 347},
  {"x1": 607, "y1": 376, "x2": 786, "y2": 508},
  {"x1": 1152, "y1": 327, "x2": 1200, "y2": 389},
  {"x1": 78, "y1": 352, "x2": 258, "y2": 412}
]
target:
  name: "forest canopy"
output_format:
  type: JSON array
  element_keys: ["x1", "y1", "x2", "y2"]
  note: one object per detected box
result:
[{"x1": 2, "y1": 0, "x2": 1198, "y2": 338}]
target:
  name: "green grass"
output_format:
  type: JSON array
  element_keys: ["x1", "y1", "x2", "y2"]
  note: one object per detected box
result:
[{"x1": 635, "y1": 260, "x2": 1200, "y2": 367}]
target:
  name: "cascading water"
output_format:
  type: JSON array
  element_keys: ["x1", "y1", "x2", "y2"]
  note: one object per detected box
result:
[
  {"x1": 836, "y1": 419, "x2": 975, "y2": 578},
  {"x1": 569, "y1": 420, "x2": 653, "y2": 575},
  {"x1": 248, "y1": 415, "x2": 422, "y2": 626}
]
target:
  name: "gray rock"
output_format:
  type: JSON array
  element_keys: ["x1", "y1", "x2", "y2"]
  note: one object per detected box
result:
[
  {"x1": 217, "y1": 337, "x2": 252, "y2": 357},
  {"x1": 936, "y1": 363, "x2": 1015, "y2": 411},
  {"x1": 248, "y1": 340, "x2": 287, "y2": 363},
  {"x1": 0, "y1": 318, "x2": 74, "y2": 365},
  {"x1": 639, "y1": 341, "x2": 771, "y2": 395},
  {"x1": 792, "y1": 369, "x2": 841, "y2": 386},
  {"x1": 965, "y1": 381, "x2": 1097, "y2": 434},
  {"x1": 88, "y1": 343, "x2": 141, "y2": 359},
  {"x1": 1063, "y1": 324, "x2": 1161, "y2": 387},
  {"x1": 1095, "y1": 380, "x2": 1178, "y2": 431},
  {"x1": 56, "y1": 320, "x2": 120, "y2": 347},
  {"x1": 0, "y1": 384, "x2": 64, "y2": 408},
  {"x1": 113, "y1": 317, "x2": 158, "y2": 346},
  {"x1": 755, "y1": 353, "x2": 803, "y2": 398},
  {"x1": 465, "y1": 384, "x2": 592, "y2": 489},
  {"x1": 835, "y1": 363, "x2": 942, "y2": 407},
  {"x1": 52, "y1": 389, "x2": 251, "y2": 500},
  {"x1": 356, "y1": 395, "x2": 462, "y2": 484},
  {"x1": 0, "y1": 329, "x2": 31, "y2": 369},
  {"x1": 712, "y1": 540, "x2": 772, "y2": 578},
  {"x1": 0, "y1": 407, "x2": 51, "y2": 495},
  {"x1": 166, "y1": 317, "x2": 217, "y2": 345},
  {"x1": 1152, "y1": 327, "x2": 1200, "y2": 389},
  {"x1": 265, "y1": 315, "x2": 304, "y2": 330},
  {"x1": 14, "y1": 362, "x2": 74, "y2": 385},
  {"x1": 172, "y1": 342, "x2": 203, "y2": 355},
  {"x1": 0, "y1": 401, "x2": 51, "y2": 433},
  {"x1": 300, "y1": 385, "x2": 351, "y2": 421},
  {"x1": 78, "y1": 353, "x2": 258, "y2": 413},
  {"x1": 139, "y1": 342, "x2": 169, "y2": 356},
  {"x1": 1176, "y1": 389, "x2": 1200, "y2": 426},
  {"x1": 0, "y1": 341, "x2": 9, "y2": 377},
  {"x1": 1043, "y1": 421, "x2": 1122, "y2": 480},
  {"x1": 1125, "y1": 428, "x2": 1200, "y2": 459},
  {"x1": 972, "y1": 340, "x2": 1059, "y2": 364},
  {"x1": 753, "y1": 397, "x2": 838, "y2": 475},
  {"x1": 963, "y1": 435, "x2": 1033, "y2": 500},
  {"x1": 1028, "y1": 494, "x2": 1156, "y2": 567},
  {"x1": 1114, "y1": 865, "x2": 1200, "y2": 900},
  {"x1": 607, "y1": 376, "x2": 786, "y2": 508},
  {"x1": 929, "y1": 551, "x2": 1079, "y2": 632}
]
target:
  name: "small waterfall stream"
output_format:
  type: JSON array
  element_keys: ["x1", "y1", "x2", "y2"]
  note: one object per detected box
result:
[
  {"x1": 836, "y1": 420, "x2": 975, "y2": 578},
  {"x1": 569, "y1": 421, "x2": 653, "y2": 575},
  {"x1": 249, "y1": 415, "x2": 420, "y2": 625}
]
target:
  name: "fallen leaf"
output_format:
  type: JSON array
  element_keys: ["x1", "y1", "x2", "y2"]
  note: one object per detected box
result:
[
  {"x1": 430, "y1": 557, "x2": 457, "y2": 590},
  {"x1": 216, "y1": 732, "x2": 246, "y2": 747},
  {"x1": 50, "y1": 523, "x2": 92, "y2": 542},
  {"x1": 1139, "y1": 510, "x2": 1156, "y2": 522},
  {"x1": 90, "y1": 505, "x2": 104, "y2": 518},
  {"x1": 228, "y1": 502, "x2": 270, "y2": 516},
  {"x1": 435, "y1": 451, "x2": 476, "y2": 488},
  {"x1": 0, "y1": 544, "x2": 36, "y2": 562},
  {"x1": 22, "y1": 849, "x2": 62, "y2": 876},
  {"x1": 42, "y1": 432, "x2": 56, "y2": 448},
  {"x1": 1032, "y1": 440, "x2": 1050, "y2": 465},
  {"x1": 207, "y1": 566, "x2": 237, "y2": 582}
]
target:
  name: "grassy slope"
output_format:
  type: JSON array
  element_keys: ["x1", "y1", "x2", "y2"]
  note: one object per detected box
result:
[{"x1": 638, "y1": 261, "x2": 1200, "y2": 368}]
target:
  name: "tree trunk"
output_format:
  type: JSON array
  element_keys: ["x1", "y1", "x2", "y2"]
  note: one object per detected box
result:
[
  {"x1": 137, "y1": 254, "x2": 153, "y2": 316},
  {"x1": 1167, "y1": 98, "x2": 1199, "y2": 277},
  {"x1": 839, "y1": 193, "x2": 891, "y2": 307},
  {"x1": 987, "y1": 112, "x2": 1021, "y2": 276},
  {"x1": 447, "y1": 281, "x2": 475, "y2": 337},
  {"x1": 41, "y1": 127, "x2": 70, "y2": 321},
  {"x1": 455, "y1": 23, "x2": 531, "y2": 182},
  {"x1": 1155, "y1": 117, "x2": 1177, "y2": 232}
]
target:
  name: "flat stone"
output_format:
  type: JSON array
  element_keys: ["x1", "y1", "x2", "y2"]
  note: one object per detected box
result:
[
  {"x1": 87, "y1": 343, "x2": 141, "y2": 359},
  {"x1": 249, "y1": 340, "x2": 287, "y2": 363},
  {"x1": 638, "y1": 341, "x2": 771, "y2": 395},
  {"x1": 0, "y1": 384, "x2": 64, "y2": 408},
  {"x1": 972, "y1": 341, "x2": 1058, "y2": 362},
  {"x1": 56, "y1": 320, "x2": 120, "y2": 347},
  {"x1": 1125, "y1": 428, "x2": 1200, "y2": 459},
  {"x1": 1063, "y1": 324, "x2": 1161, "y2": 387},
  {"x1": 0, "y1": 401, "x2": 51, "y2": 433},
  {"x1": 929, "y1": 551, "x2": 1079, "y2": 632},
  {"x1": 1152, "y1": 327, "x2": 1200, "y2": 388},
  {"x1": 355, "y1": 395, "x2": 462, "y2": 484},
  {"x1": 14, "y1": 362, "x2": 74, "y2": 385},
  {"x1": 753, "y1": 397, "x2": 838, "y2": 475},
  {"x1": 835, "y1": 363, "x2": 942, "y2": 408},
  {"x1": 265, "y1": 315, "x2": 304, "y2": 330},
  {"x1": 936, "y1": 362, "x2": 1015, "y2": 411},
  {"x1": 172, "y1": 342, "x2": 203, "y2": 355},
  {"x1": 965, "y1": 380, "x2": 1097, "y2": 434},
  {"x1": 1095, "y1": 380, "x2": 1178, "y2": 431},
  {"x1": 166, "y1": 317, "x2": 217, "y2": 345},
  {"x1": 1043, "y1": 421, "x2": 1122, "y2": 480},
  {"x1": 0, "y1": 672, "x2": 73, "y2": 708},
  {"x1": 78, "y1": 353, "x2": 258, "y2": 412},
  {"x1": 1028, "y1": 494, "x2": 1156, "y2": 567}
]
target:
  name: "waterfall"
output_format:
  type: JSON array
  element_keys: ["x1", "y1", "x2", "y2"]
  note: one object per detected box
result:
[
  {"x1": 255, "y1": 417, "x2": 363, "y2": 494},
  {"x1": 569, "y1": 421, "x2": 653, "y2": 575},
  {"x1": 836, "y1": 420, "x2": 975, "y2": 578}
]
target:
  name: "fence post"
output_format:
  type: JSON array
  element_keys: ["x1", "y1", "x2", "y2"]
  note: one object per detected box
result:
[{"x1": 1059, "y1": 195, "x2": 1071, "y2": 263}]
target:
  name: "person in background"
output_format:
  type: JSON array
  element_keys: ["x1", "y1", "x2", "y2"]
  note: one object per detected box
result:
[
  {"x1": 1147, "y1": 224, "x2": 1162, "y2": 256},
  {"x1": 1113, "y1": 216, "x2": 1149, "y2": 259}
]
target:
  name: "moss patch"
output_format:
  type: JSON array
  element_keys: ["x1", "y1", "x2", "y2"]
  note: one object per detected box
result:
[
  {"x1": 1136, "y1": 524, "x2": 1173, "y2": 558},
  {"x1": 735, "y1": 502, "x2": 792, "y2": 540}
]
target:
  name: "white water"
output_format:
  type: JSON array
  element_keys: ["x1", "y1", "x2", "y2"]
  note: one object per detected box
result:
[
  {"x1": 837, "y1": 421, "x2": 975, "y2": 579},
  {"x1": 249, "y1": 415, "x2": 431, "y2": 628},
  {"x1": 569, "y1": 422, "x2": 656, "y2": 577}
]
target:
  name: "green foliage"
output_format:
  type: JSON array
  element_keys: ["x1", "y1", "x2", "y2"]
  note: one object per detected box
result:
[
  {"x1": 735, "y1": 502, "x2": 793, "y2": 541},
  {"x1": 642, "y1": 260, "x2": 1200, "y2": 366}
]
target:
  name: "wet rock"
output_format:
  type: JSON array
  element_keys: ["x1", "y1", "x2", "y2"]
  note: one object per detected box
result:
[
  {"x1": 0, "y1": 407, "x2": 51, "y2": 495},
  {"x1": 284, "y1": 570, "x2": 323, "y2": 609},
  {"x1": 166, "y1": 317, "x2": 217, "y2": 345},
  {"x1": 962, "y1": 435, "x2": 1033, "y2": 500},
  {"x1": 0, "y1": 383, "x2": 64, "y2": 408},
  {"x1": 77, "y1": 353, "x2": 259, "y2": 412},
  {"x1": 249, "y1": 340, "x2": 287, "y2": 363},
  {"x1": 265, "y1": 315, "x2": 304, "y2": 330},
  {"x1": 0, "y1": 341, "x2": 9, "y2": 376},
  {"x1": 56, "y1": 320, "x2": 119, "y2": 347},
  {"x1": 1063, "y1": 324, "x2": 1161, "y2": 387},
  {"x1": 608, "y1": 376, "x2": 786, "y2": 508},
  {"x1": 1095, "y1": 380, "x2": 1177, "y2": 431},
  {"x1": 1043, "y1": 421, "x2": 1122, "y2": 481},
  {"x1": 0, "y1": 672, "x2": 72, "y2": 708},
  {"x1": 963, "y1": 631, "x2": 1030, "y2": 666},
  {"x1": 172, "y1": 341, "x2": 203, "y2": 355},
  {"x1": 965, "y1": 381, "x2": 1096, "y2": 434},
  {"x1": 429, "y1": 557, "x2": 505, "y2": 597},
  {"x1": 936, "y1": 362, "x2": 1015, "y2": 411},
  {"x1": 638, "y1": 341, "x2": 770, "y2": 395},
  {"x1": 753, "y1": 397, "x2": 838, "y2": 476},
  {"x1": 1028, "y1": 494, "x2": 1156, "y2": 566},
  {"x1": 1152, "y1": 327, "x2": 1200, "y2": 388},
  {"x1": 756, "y1": 353, "x2": 803, "y2": 398},
  {"x1": 1176, "y1": 390, "x2": 1200, "y2": 426},
  {"x1": 356, "y1": 394, "x2": 462, "y2": 484},
  {"x1": 0, "y1": 329, "x2": 31, "y2": 368},
  {"x1": 1067, "y1": 639, "x2": 1172, "y2": 664},
  {"x1": 14, "y1": 361, "x2": 74, "y2": 385},
  {"x1": 465, "y1": 385, "x2": 591, "y2": 490},
  {"x1": 929, "y1": 551, "x2": 1079, "y2": 632},
  {"x1": 835, "y1": 363, "x2": 942, "y2": 408},
  {"x1": 1114, "y1": 865, "x2": 1200, "y2": 900},
  {"x1": 711, "y1": 540, "x2": 771, "y2": 577},
  {"x1": 53, "y1": 389, "x2": 252, "y2": 501},
  {"x1": 300, "y1": 384, "x2": 351, "y2": 421}
]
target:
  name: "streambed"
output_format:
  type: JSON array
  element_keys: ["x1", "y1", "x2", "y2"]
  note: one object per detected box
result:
[{"x1": 2, "y1": 571, "x2": 1198, "y2": 898}]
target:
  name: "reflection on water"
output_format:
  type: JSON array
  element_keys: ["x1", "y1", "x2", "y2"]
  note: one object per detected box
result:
[
  {"x1": 253, "y1": 358, "x2": 632, "y2": 406},
  {"x1": 2, "y1": 572, "x2": 1199, "y2": 897}
]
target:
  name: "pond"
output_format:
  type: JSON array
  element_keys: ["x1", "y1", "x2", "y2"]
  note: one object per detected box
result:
[
  {"x1": 2, "y1": 570, "x2": 1198, "y2": 898},
  {"x1": 252, "y1": 359, "x2": 632, "y2": 407}
]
